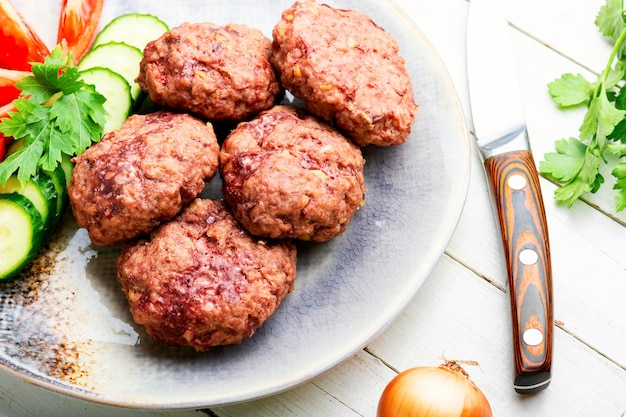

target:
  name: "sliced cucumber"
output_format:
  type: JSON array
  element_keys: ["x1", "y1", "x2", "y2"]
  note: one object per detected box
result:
[
  {"x1": 78, "y1": 42, "x2": 143, "y2": 103},
  {"x1": 42, "y1": 164, "x2": 68, "y2": 226},
  {"x1": 0, "y1": 173, "x2": 58, "y2": 232},
  {"x1": 60, "y1": 153, "x2": 74, "y2": 187},
  {"x1": 80, "y1": 67, "x2": 132, "y2": 133},
  {"x1": 93, "y1": 13, "x2": 169, "y2": 52},
  {"x1": 8, "y1": 140, "x2": 71, "y2": 212},
  {"x1": 0, "y1": 193, "x2": 44, "y2": 279}
]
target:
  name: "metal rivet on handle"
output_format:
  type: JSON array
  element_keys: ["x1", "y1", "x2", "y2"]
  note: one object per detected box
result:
[
  {"x1": 519, "y1": 249, "x2": 538, "y2": 265},
  {"x1": 508, "y1": 174, "x2": 527, "y2": 190},
  {"x1": 523, "y1": 328, "x2": 544, "y2": 346}
]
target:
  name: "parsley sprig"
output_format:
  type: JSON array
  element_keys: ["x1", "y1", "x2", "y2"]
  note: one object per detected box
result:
[
  {"x1": 540, "y1": 0, "x2": 626, "y2": 212},
  {"x1": 0, "y1": 46, "x2": 106, "y2": 186}
]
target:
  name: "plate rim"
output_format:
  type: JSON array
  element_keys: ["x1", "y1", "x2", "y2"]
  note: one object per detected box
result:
[{"x1": 0, "y1": 0, "x2": 472, "y2": 409}]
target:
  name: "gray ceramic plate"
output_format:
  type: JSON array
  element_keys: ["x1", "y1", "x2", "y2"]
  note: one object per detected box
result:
[{"x1": 0, "y1": 0, "x2": 470, "y2": 409}]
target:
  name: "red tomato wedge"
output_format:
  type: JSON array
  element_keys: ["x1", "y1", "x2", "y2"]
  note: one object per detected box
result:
[
  {"x1": 0, "y1": 67, "x2": 31, "y2": 87},
  {"x1": 0, "y1": 85, "x2": 20, "y2": 107},
  {"x1": 0, "y1": 0, "x2": 49, "y2": 71},
  {"x1": 0, "y1": 67, "x2": 31, "y2": 106},
  {"x1": 0, "y1": 102, "x2": 15, "y2": 162},
  {"x1": 0, "y1": 132, "x2": 9, "y2": 161},
  {"x1": 57, "y1": 0, "x2": 105, "y2": 64}
]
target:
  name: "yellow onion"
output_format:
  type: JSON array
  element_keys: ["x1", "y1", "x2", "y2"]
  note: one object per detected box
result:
[{"x1": 377, "y1": 360, "x2": 492, "y2": 417}]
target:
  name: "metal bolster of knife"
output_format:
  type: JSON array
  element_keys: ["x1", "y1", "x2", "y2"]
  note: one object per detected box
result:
[{"x1": 478, "y1": 124, "x2": 528, "y2": 159}]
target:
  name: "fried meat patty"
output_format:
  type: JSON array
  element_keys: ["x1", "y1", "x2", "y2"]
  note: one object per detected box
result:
[
  {"x1": 272, "y1": 0, "x2": 418, "y2": 146},
  {"x1": 220, "y1": 105, "x2": 365, "y2": 242},
  {"x1": 116, "y1": 198, "x2": 297, "y2": 351},
  {"x1": 137, "y1": 22, "x2": 281, "y2": 122},
  {"x1": 68, "y1": 111, "x2": 219, "y2": 246}
]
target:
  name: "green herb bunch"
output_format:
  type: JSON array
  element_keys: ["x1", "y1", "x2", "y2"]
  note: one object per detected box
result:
[
  {"x1": 0, "y1": 46, "x2": 106, "y2": 186},
  {"x1": 541, "y1": 0, "x2": 626, "y2": 212}
]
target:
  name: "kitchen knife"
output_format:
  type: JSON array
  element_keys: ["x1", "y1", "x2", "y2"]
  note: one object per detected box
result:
[{"x1": 466, "y1": 0, "x2": 553, "y2": 394}]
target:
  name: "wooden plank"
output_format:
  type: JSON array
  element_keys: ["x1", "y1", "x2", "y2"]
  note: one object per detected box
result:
[
  {"x1": 311, "y1": 351, "x2": 397, "y2": 417},
  {"x1": 448, "y1": 159, "x2": 626, "y2": 370},
  {"x1": 440, "y1": 0, "x2": 626, "y2": 371},
  {"x1": 394, "y1": 0, "x2": 472, "y2": 117},
  {"x1": 367, "y1": 255, "x2": 626, "y2": 416},
  {"x1": 211, "y1": 350, "x2": 400, "y2": 417},
  {"x1": 508, "y1": 0, "x2": 611, "y2": 75},
  {"x1": 446, "y1": 150, "x2": 509, "y2": 289},
  {"x1": 511, "y1": 27, "x2": 626, "y2": 223},
  {"x1": 210, "y1": 374, "x2": 363, "y2": 417}
]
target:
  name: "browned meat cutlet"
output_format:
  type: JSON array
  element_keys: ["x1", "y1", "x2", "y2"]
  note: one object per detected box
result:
[
  {"x1": 116, "y1": 198, "x2": 297, "y2": 351},
  {"x1": 68, "y1": 111, "x2": 219, "y2": 246},
  {"x1": 137, "y1": 22, "x2": 282, "y2": 122},
  {"x1": 272, "y1": 0, "x2": 418, "y2": 146},
  {"x1": 220, "y1": 105, "x2": 366, "y2": 242}
]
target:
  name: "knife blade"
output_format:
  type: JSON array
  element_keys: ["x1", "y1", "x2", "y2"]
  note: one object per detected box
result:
[{"x1": 466, "y1": 0, "x2": 553, "y2": 394}]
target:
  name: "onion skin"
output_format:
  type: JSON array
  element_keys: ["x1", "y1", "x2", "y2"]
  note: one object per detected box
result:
[{"x1": 377, "y1": 362, "x2": 493, "y2": 417}]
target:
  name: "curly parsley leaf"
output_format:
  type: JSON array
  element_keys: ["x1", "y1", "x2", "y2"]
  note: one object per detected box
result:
[{"x1": 0, "y1": 46, "x2": 106, "y2": 185}]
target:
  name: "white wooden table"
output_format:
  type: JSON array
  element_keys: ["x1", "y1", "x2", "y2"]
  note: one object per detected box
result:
[{"x1": 1, "y1": 0, "x2": 625, "y2": 415}]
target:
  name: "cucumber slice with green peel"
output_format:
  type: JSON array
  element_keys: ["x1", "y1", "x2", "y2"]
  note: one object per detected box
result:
[
  {"x1": 93, "y1": 13, "x2": 169, "y2": 52},
  {"x1": 7, "y1": 141, "x2": 71, "y2": 217},
  {"x1": 0, "y1": 174, "x2": 58, "y2": 232},
  {"x1": 78, "y1": 42, "x2": 144, "y2": 103},
  {"x1": 42, "y1": 164, "x2": 68, "y2": 226},
  {"x1": 0, "y1": 193, "x2": 45, "y2": 279},
  {"x1": 80, "y1": 67, "x2": 133, "y2": 133},
  {"x1": 60, "y1": 154, "x2": 74, "y2": 187}
]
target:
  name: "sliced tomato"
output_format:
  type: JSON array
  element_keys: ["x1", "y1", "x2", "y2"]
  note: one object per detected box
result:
[
  {"x1": 0, "y1": 68, "x2": 31, "y2": 106},
  {"x1": 57, "y1": 0, "x2": 105, "y2": 64},
  {"x1": 0, "y1": 132, "x2": 14, "y2": 161},
  {"x1": 0, "y1": 133, "x2": 8, "y2": 162},
  {"x1": 0, "y1": 85, "x2": 19, "y2": 106},
  {"x1": 0, "y1": 103, "x2": 15, "y2": 162},
  {"x1": 0, "y1": 67, "x2": 30, "y2": 87},
  {"x1": 0, "y1": 0, "x2": 49, "y2": 71}
]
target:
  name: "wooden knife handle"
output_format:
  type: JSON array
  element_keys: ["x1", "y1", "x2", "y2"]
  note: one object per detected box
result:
[{"x1": 484, "y1": 149, "x2": 553, "y2": 394}]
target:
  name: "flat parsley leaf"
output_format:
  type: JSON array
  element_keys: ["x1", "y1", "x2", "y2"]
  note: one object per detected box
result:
[
  {"x1": 596, "y1": 0, "x2": 625, "y2": 41},
  {"x1": 52, "y1": 88, "x2": 106, "y2": 156},
  {"x1": 608, "y1": 143, "x2": 626, "y2": 211},
  {"x1": 541, "y1": 0, "x2": 626, "y2": 212},
  {"x1": 580, "y1": 84, "x2": 626, "y2": 144},
  {"x1": 540, "y1": 138, "x2": 587, "y2": 183},
  {"x1": 0, "y1": 46, "x2": 106, "y2": 185},
  {"x1": 608, "y1": 84, "x2": 626, "y2": 142},
  {"x1": 541, "y1": 138, "x2": 605, "y2": 207},
  {"x1": 547, "y1": 73, "x2": 594, "y2": 107},
  {"x1": 551, "y1": 143, "x2": 604, "y2": 207}
]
